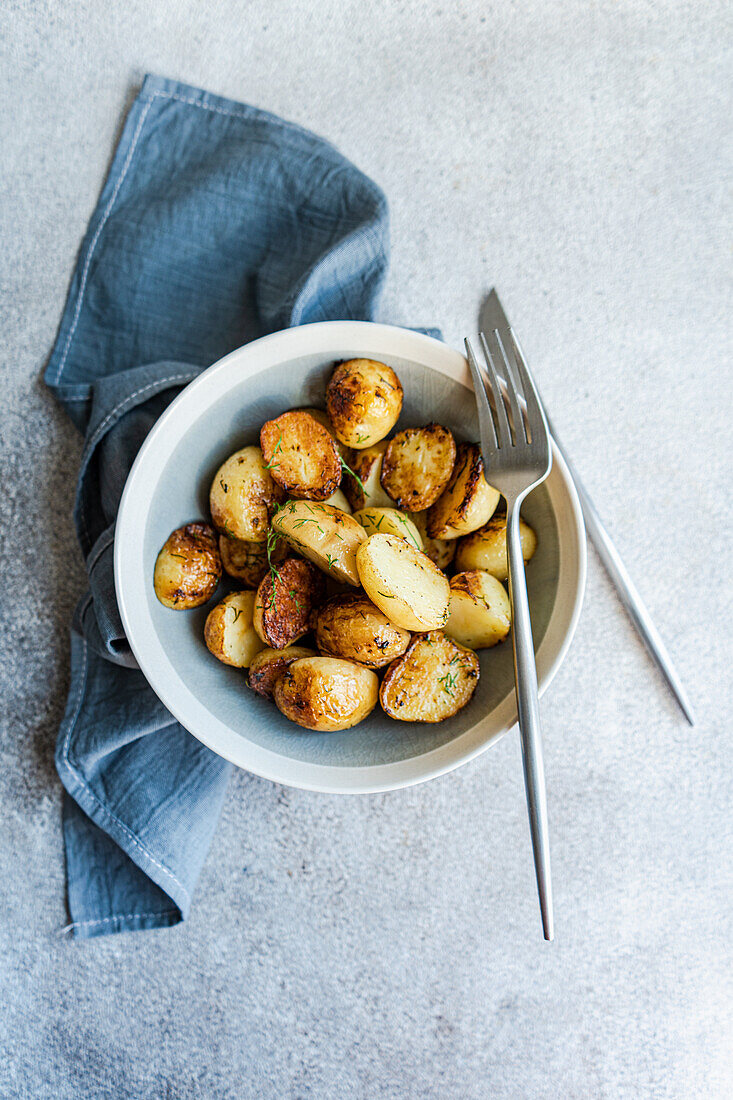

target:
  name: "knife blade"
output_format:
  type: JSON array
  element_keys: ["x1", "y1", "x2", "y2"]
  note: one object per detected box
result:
[{"x1": 479, "y1": 289, "x2": 695, "y2": 725}]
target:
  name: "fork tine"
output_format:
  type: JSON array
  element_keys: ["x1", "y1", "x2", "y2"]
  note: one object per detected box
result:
[
  {"x1": 465, "y1": 338, "x2": 499, "y2": 454},
  {"x1": 507, "y1": 328, "x2": 550, "y2": 450},
  {"x1": 478, "y1": 333, "x2": 512, "y2": 448},
  {"x1": 490, "y1": 328, "x2": 526, "y2": 444}
]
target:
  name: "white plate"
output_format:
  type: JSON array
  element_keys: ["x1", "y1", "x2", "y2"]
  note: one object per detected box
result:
[{"x1": 115, "y1": 322, "x2": 586, "y2": 793}]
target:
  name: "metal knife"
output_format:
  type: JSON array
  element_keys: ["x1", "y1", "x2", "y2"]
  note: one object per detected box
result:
[{"x1": 480, "y1": 289, "x2": 695, "y2": 725}]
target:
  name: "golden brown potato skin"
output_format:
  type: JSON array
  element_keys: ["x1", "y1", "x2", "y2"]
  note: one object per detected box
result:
[
  {"x1": 342, "y1": 441, "x2": 392, "y2": 511},
  {"x1": 380, "y1": 424, "x2": 456, "y2": 511},
  {"x1": 274, "y1": 656, "x2": 379, "y2": 731},
  {"x1": 219, "y1": 536, "x2": 285, "y2": 588},
  {"x1": 260, "y1": 410, "x2": 342, "y2": 501},
  {"x1": 326, "y1": 359, "x2": 403, "y2": 449},
  {"x1": 154, "y1": 522, "x2": 221, "y2": 609},
  {"x1": 314, "y1": 593, "x2": 411, "y2": 669},
  {"x1": 445, "y1": 570, "x2": 511, "y2": 649},
  {"x1": 248, "y1": 645, "x2": 317, "y2": 698},
  {"x1": 426, "y1": 442, "x2": 500, "y2": 540},
  {"x1": 253, "y1": 557, "x2": 326, "y2": 649},
  {"x1": 204, "y1": 590, "x2": 265, "y2": 668},
  {"x1": 379, "y1": 631, "x2": 479, "y2": 722},
  {"x1": 210, "y1": 446, "x2": 284, "y2": 542},
  {"x1": 455, "y1": 514, "x2": 537, "y2": 580},
  {"x1": 298, "y1": 407, "x2": 349, "y2": 460}
]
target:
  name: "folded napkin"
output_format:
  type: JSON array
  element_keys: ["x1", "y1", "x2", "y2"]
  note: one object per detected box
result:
[{"x1": 47, "y1": 74, "x2": 392, "y2": 937}]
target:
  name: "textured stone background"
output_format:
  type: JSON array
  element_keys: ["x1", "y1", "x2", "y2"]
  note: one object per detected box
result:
[{"x1": 1, "y1": 2, "x2": 731, "y2": 1097}]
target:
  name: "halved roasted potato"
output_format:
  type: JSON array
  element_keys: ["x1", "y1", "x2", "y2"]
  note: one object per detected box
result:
[
  {"x1": 323, "y1": 487, "x2": 351, "y2": 513},
  {"x1": 326, "y1": 359, "x2": 403, "y2": 449},
  {"x1": 455, "y1": 514, "x2": 537, "y2": 580},
  {"x1": 379, "y1": 631, "x2": 479, "y2": 722},
  {"x1": 271, "y1": 501, "x2": 367, "y2": 585},
  {"x1": 314, "y1": 592, "x2": 411, "y2": 669},
  {"x1": 352, "y1": 507, "x2": 423, "y2": 550},
  {"x1": 204, "y1": 591, "x2": 265, "y2": 668},
  {"x1": 260, "y1": 410, "x2": 342, "y2": 501},
  {"x1": 253, "y1": 557, "x2": 326, "y2": 649},
  {"x1": 380, "y1": 424, "x2": 456, "y2": 511},
  {"x1": 298, "y1": 407, "x2": 349, "y2": 460},
  {"x1": 412, "y1": 510, "x2": 456, "y2": 572},
  {"x1": 274, "y1": 656, "x2": 379, "y2": 731},
  {"x1": 154, "y1": 522, "x2": 221, "y2": 609},
  {"x1": 426, "y1": 443, "x2": 500, "y2": 540},
  {"x1": 210, "y1": 446, "x2": 284, "y2": 542},
  {"x1": 444, "y1": 570, "x2": 511, "y2": 649},
  {"x1": 219, "y1": 535, "x2": 286, "y2": 587},
  {"x1": 342, "y1": 441, "x2": 393, "y2": 511},
  {"x1": 356, "y1": 532, "x2": 450, "y2": 631},
  {"x1": 248, "y1": 645, "x2": 317, "y2": 698}
]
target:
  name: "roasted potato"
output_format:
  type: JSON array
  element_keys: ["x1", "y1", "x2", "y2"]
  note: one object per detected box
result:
[
  {"x1": 248, "y1": 645, "x2": 317, "y2": 698},
  {"x1": 219, "y1": 535, "x2": 286, "y2": 587},
  {"x1": 204, "y1": 591, "x2": 265, "y2": 668},
  {"x1": 412, "y1": 511, "x2": 456, "y2": 572},
  {"x1": 444, "y1": 570, "x2": 511, "y2": 649},
  {"x1": 299, "y1": 407, "x2": 349, "y2": 460},
  {"x1": 210, "y1": 446, "x2": 284, "y2": 543},
  {"x1": 426, "y1": 443, "x2": 500, "y2": 540},
  {"x1": 455, "y1": 514, "x2": 537, "y2": 580},
  {"x1": 260, "y1": 410, "x2": 342, "y2": 501},
  {"x1": 356, "y1": 532, "x2": 450, "y2": 631},
  {"x1": 379, "y1": 631, "x2": 479, "y2": 722},
  {"x1": 154, "y1": 522, "x2": 221, "y2": 609},
  {"x1": 271, "y1": 501, "x2": 367, "y2": 586},
  {"x1": 314, "y1": 592, "x2": 411, "y2": 669},
  {"x1": 274, "y1": 656, "x2": 379, "y2": 731},
  {"x1": 326, "y1": 359, "x2": 403, "y2": 449},
  {"x1": 342, "y1": 441, "x2": 393, "y2": 511},
  {"x1": 322, "y1": 487, "x2": 352, "y2": 513},
  {"x1": 352, "y1": 507, "x2": 423, "y2": 550},
  {"x1": 380, "y1": 424, "x2": 456, "y2": 511},
  {"x1": 253, "y1": 557, "x2": 326, "y2": 649}
]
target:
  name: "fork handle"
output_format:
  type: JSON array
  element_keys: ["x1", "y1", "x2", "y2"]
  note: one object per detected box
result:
[{"x1": 506, "y1": 499, "x2": 554, "y2": 941}]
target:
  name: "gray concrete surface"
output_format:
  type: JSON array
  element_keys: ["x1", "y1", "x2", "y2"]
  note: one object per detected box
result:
[{"x1": 1, "y1": 2, "x2": 732, "y2": 1097}]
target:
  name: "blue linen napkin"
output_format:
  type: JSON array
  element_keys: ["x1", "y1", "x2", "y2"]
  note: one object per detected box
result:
[{"x1": 46, "y1": 74, "x2": 392, "y2": 937}]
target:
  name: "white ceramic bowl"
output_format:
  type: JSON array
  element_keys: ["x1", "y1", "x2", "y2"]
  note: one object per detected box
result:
[{"x1": 115, "y1": 322, "x2": 586, "y2": 793}]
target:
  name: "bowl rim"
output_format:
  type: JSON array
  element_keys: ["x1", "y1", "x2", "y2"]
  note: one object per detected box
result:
[{"x1": 115, "y1": 321, "x2": 586, "y2": 794}]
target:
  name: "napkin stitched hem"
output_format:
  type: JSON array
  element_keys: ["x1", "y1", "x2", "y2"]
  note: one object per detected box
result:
[{"x1": 62, "y1": 910, "x2": 181, "y2": 936}]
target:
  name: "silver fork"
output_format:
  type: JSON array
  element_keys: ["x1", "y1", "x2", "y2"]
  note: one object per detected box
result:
[{"x1": 465, "y1": 331, "x2": 554, "y2": 940}]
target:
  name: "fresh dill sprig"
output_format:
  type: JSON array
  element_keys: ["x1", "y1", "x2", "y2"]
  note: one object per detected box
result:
[
  {"x1": 264, "y1": 432, "x2": 283, "y2": 470},
  {"x1": 339, "y1": 454, "x2": 365, "y2": 494},
  {"x1": 396, "y1": 515, "x2": 420, "y2": 549},
  {"x1": 266, "y1": 528, "x2": 282, "y2": 610},
  {"x1": 438, "y1": 671, "x2": 458, "y2": 696}
]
